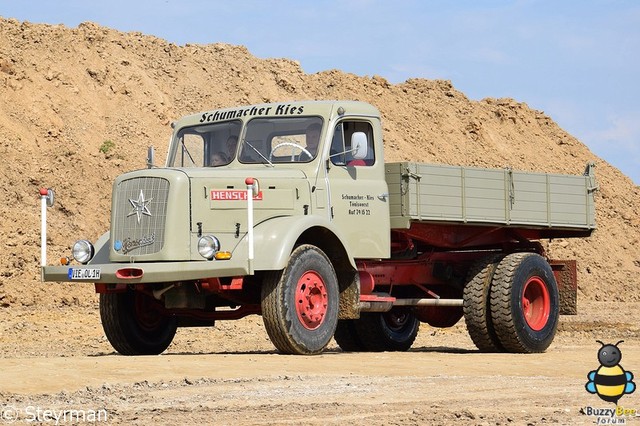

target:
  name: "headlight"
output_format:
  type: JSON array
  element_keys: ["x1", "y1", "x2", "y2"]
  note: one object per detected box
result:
[
  {"x1": 198, "y1": 235, "x2": 220, "y2": 260},
  {"x1": 72, "y1": 240, "x2": 95, "y2": 264}
]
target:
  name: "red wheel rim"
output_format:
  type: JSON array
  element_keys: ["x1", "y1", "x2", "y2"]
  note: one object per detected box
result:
[
  {"x1": 522, "y1": 276, "x2": 550, "y2": 331},
  {"x1": 295, "y1": 271, "x2": 328, "y2": 330}
]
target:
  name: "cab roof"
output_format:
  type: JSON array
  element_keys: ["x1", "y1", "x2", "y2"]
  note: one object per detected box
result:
[{"x1": 173, "y1": 100, "x2": 380, "y2": 129}]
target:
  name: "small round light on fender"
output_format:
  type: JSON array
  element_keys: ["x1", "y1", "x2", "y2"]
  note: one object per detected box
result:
[{"x1": 214, "y1": 251, "x2": 232, "y2": 260}]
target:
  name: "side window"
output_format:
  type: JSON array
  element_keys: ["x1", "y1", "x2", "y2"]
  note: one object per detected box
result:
[
  {"x1": 330, "y1": 121, "x2": 375, "y2": 166},
  {"x1": 330, "y1": 123, "x2": 346, "y2": 165}
]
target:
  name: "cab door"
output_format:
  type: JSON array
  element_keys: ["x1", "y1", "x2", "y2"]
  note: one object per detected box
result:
[{"x1": 326, "y1": 119, "x2": 390, "y2": 259}]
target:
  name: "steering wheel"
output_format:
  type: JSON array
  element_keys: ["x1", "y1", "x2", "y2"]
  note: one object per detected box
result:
[{"x1": 269, "y1": 142, "x2": 313, "y2": 161}]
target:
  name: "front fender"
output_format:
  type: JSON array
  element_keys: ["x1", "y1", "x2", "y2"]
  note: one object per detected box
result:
[
  {"x1": 246, "y1": 215, "x2": 356, "y2": 271},
  {"x1": 88, "y1": 231, "x2": 111, "y2": 265}
]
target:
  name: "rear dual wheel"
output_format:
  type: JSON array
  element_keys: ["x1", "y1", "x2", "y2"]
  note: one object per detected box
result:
[
  {"x1": 334, "y1": 307, "x2": 419, "y2": 352},
  {"x1": 490, "y1": 253, "x2": 559, "y2": 353},
  {"x1": 333, "y1": 319, "x2": 366, "y2": 352},
  {"x1": 463, "y1": 255, "x2": 504, "y2": 352},
  {"x1": 463, "y1": 253, "x2": 559, "y2": 353}
]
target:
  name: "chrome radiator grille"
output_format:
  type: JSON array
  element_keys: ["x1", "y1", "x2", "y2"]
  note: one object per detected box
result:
[{"x1": 112, "y1": 177, "x2": 169, "y2": 256}]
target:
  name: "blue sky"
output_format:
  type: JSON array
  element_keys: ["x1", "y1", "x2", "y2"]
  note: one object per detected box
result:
[{"x1": 2, "y1": 0, "x2": 639, "y2": 184}]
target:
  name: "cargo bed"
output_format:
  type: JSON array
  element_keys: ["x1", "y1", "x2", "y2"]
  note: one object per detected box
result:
[{"x1": 386, "y1": 162, "x2": 597, "y2": 238}]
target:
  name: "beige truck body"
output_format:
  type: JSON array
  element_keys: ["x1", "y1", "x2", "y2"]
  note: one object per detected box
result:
[{"x1": 386, "y1": 162, "x2": 596, "y2": 232}]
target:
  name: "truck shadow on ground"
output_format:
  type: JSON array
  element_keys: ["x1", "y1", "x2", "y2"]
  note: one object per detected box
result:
[
  {"x1": 88, "y1": 346, "x2": 476, "y2": 357},
  {"x1": 406, "y1": 346, "x2": 476, "y2": 354}
]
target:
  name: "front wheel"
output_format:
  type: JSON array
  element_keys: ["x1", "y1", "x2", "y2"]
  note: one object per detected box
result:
[
  {"x1": 100, "y1": 291, "x2": 177, "y2": 355},
  {"x1": 261, "y1": 245, "x2": 339, "y2": 354},
  {"x1": 490, "y1": 253, "x2": 559, "y2": 353}
]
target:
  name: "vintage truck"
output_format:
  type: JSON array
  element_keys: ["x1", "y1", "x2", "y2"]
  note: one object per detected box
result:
[{"x1": 40, "y1": 100, "x2": 597, "y2": 356}]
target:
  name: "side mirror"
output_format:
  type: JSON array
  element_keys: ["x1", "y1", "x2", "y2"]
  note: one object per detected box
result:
[
  {"x1": 351, "y1": 132, "x2": 368, "y2": 160},
  {"x1": 147, "y1": 146, "x2": 155, "y2": 169}
]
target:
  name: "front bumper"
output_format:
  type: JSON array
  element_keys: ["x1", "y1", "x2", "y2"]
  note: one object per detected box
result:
[{"x1": 42, "y1": 259, "x2": 251, "y2": 284}]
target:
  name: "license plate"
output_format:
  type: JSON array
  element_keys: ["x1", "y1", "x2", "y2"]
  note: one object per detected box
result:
[{"x1": 68, "y1": 268, "x2": 101, "y2": 280}]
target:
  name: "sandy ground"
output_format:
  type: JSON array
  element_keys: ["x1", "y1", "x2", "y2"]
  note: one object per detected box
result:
[{"x1": 1, "y1": 301, "x2": 639, "y2": 425}]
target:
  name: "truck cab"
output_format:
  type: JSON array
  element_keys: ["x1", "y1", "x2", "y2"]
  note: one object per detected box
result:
[{"x1": 170, "y1": 100, "x2": 391, "y2": 268}]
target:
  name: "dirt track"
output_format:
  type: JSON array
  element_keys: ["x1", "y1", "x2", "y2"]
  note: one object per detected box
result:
[{"x1": 1, "y1": 302, "x2": 639, "y2": 425}]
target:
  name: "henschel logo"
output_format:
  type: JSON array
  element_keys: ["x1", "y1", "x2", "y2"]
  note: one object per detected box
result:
[
  {"x1": 128, "y1": 190, "x2": 153, "y2": 224},
  {"x1": 115, "y1": 234, "x2": 156, "y2": 254}
]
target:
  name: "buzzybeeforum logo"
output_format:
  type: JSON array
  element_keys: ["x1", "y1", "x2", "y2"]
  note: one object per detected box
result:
[{"x1": 583, "y1": 340, "x2": 637, "y2": 423}]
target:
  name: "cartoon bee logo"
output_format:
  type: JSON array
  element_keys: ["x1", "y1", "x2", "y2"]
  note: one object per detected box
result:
[{"x1": 586, "y1": 340, "x2": 636, "y2": 404}]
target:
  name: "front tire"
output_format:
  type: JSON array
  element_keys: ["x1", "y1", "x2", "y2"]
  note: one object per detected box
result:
[
  {"x1": 100, "y1": 291, "x2": 177, "y2": 355},
  {"x1": 261, "y1": 245, "x2": 339, "y2": 355},
  {"x1": 490, "y1": 253, "x2": 559, "y2": 353}
]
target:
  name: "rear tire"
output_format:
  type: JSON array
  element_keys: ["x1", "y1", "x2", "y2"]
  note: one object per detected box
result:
[
  {"x1": 334, "y1": 319, "x2": 367, "y2": 352},
  {"x1": 352, "y1": 308, "x2": 419, "y2": 352},
  {"x1": 100, "y1": 291, "x2": 177, "y2": 355},
  {"x1": 490, "y1": 253, "x2": 559, "y2": 353},
  {"x1": 463, "y1": 255, "x2": 505, "y2": 352},
  {"x1": 261, "y1": 245, "x2": 339, "y2": 355}
]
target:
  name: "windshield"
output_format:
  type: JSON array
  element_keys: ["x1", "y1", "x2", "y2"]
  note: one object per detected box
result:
[
  {"x1": 238, "y1": 116, "x2": 323, "y2": 165},
  {"x1": 171, "y1": 120, "x2": 241, "y2": 167}
]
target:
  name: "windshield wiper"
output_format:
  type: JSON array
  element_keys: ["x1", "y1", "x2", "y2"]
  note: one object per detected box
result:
[
  {"x1": 245, "y1": 141, "x2": 274, "y2": 167},
  {"x1": 181, "y1": 140, "x2": 197, "y2": 166}
]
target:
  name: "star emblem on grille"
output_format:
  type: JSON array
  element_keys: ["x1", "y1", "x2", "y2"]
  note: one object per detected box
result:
[{"x1": 128, "y1": 190, "x2": 153, "y2": 224}]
